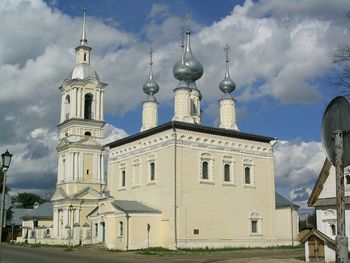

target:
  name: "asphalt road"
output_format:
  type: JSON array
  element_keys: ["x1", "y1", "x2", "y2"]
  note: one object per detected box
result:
[{"x1": 2, "y1": 243, "x2": 304, "y2": 263}]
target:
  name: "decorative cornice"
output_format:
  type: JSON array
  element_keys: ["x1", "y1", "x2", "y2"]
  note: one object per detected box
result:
[
  {"x1": 107, "y1": 121, "x2": 275, "y2": 149},
  {"x1": 58, "y1": 118, "x2": 106, "y2": 129}
]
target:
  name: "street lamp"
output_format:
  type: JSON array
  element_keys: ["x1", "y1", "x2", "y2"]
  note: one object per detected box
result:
[{"x1": 0, "y1": 150, "x2": 13, "y2": 263}]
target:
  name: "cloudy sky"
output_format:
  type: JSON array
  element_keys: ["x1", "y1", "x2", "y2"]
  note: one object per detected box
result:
[{"x1": 1, "y1": 0, "x2": 349, "y2": 214}]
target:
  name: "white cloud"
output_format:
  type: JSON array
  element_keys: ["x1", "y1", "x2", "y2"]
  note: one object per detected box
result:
[
  {"x1": 273, "y1": 139, "x2": 325, "y2": 204},
  {"x1": 104, "y1": 124, "x2": 128, "y2": 145}
]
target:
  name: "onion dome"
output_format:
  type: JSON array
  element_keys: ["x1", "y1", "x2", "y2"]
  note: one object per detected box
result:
[
  {"x1": 68, "y1": 63, "x2": 100, "y2": 81},
  {"x1": 219, "y1": 44, "x2": 236, "y2": 94},
  {"x1": 143, "y1": 48, "x2": 159, "y2": 96},
  {"x1": 173, "y1": 30, "x2": 203, "y2": 82}
]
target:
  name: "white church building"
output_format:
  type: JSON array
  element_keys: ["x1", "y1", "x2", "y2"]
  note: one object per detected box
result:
[{"x1": 18, "y1": 11, "x2": 299, "y2": 250}]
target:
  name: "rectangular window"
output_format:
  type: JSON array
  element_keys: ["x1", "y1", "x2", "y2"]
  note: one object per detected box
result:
[
  {"x1": 245, "y1": 167, "x2": 251, "y2": 184},
  {"x1": 202, "y1": 161, "x2": 209, "y2": 179},
  {"x1": 251, "y1": 220, "x2": 257, "y2": 233},
  {"x1": 95, "y1": 223, "x2": 98, "y2": 236},
  {"x1": 121, "y1": 170, "x2": 126, "y2": 187},
  {"x1": 119, "y1": 221, "x2": 124, "y2": 237},
  {"x1": 224, "y1": 164, "x2": 231, "y2": 182},
  {"x1": 193, "y1": 229, "x2": 199, "y2": 235},
  {"x1": 150, "y1": 162, "x2": 155, "y2": 181}
]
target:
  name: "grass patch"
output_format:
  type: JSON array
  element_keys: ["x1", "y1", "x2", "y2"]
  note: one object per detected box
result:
[
  {"x1": 137, "y1": 247, "x2": 178, "y2": 255},
  {"x1": 294, "y1": 256, "x2": 305, "y2": 261},
  {"x1": 179, "y1": 244, "x2": 303, "y2": 253},
  {"x1": 136, "y1": 245, "x2": 302, "y2": 256}
]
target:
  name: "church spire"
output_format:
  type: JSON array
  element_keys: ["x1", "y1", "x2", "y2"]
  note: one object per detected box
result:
[
  {"x1": 80, "y1": 8, "x2": 87, "y2": 46},
  {"x1": 219, "y1": 44, "x2": 238, "y2": 130},
  {"x1": 219, "y1": 44, "x2": 236, "y2": 96},
  {"x1": 141, "y1": 48, "x2": 159, "y2": 132},
  {"x1": 143, "y1": 47, "x2": 159, "y2": 100}
]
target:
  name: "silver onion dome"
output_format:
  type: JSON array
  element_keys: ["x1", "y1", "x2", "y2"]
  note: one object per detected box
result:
[
  {"x1": 219, "y1": 44, "x2": 236, "y2": 94},
  {"x1": 173, "y1": 30, "x2": 203, "y2": 82},
  {"x1": 143, "y1": 69, "x2": 159, "y2": 96},
  {"x1": 143, "y1": 48, "x2": 159, "y2": 96}
]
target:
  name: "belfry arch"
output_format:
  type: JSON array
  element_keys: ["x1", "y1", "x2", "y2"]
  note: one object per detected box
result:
[{"x1": 84, "y1": 93, "x2": 93, "y2": 119}]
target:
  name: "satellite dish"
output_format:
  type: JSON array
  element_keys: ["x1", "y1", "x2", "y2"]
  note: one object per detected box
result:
[{"x1": 321, "y1": 96, "x2": 350, "y2": 166}]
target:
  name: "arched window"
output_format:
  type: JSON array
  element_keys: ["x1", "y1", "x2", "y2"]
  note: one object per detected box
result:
[
  {"x1": 65, "y1": 95, "x2": 70, "y2": 120},
  {"x1": 84, "y1": 93, "x2": 93, "y2": 119},
  {"x1": 224, "y1": 164, "x2": 230, "y2": 182},
  {"x1": 245, "y1": 167, "x2": 251, "y2": 184},
  {"x1": 84, "y1": 131, "x2": 91, "y2": 136},
  {"x1": 191, "y1": 99, "x2": 197, "y2": 115},
  {"x1": 84, "y1": 53, "x2": 87, "y2": 62},
  {"x1": 202, "y1": 161, "x2": 209, "y2": 180},
  {"x1": 62, "y1": 158, "x2": 66, "y2": 182}
]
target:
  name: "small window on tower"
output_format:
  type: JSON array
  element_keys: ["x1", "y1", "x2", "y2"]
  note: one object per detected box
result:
[
  {"x1": 346, "y1": 175, "x2": 350, "y2": 185},
  {"x1": 84, "y1": 131, "x2": 91, "y2": 136},
  {"x1": 86, "y1": 169, "x2": 89, "y2": 175},
  {"x1": 84, "y1": 53, "x2": 87, "y2": 62}
]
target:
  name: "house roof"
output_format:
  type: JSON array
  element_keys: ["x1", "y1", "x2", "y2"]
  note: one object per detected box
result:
[
  {"x1": 7, "y1": 208, "x2": 33, "y2": 226},
  {"x1": 308, "y1": 158, "x2": 332, "y2": 207},
  {"x1": 275, "y1": 192, "x2": 299, "y2": 208},
  {"x1": 300, "y1": 228, "x2": 335, "y2": 247},
  {"x1": 21, "y1": 202, "x2": 53, "y2": 220},
  {"x1": 106, "y1": 121, "x2": 275, "y2": 149},
  {"x1": 313, "y1": 196, "x2": 350, "y2": 207},
  {"x1": 113, "y1": 200, "x2": 161, "y2": 214}
]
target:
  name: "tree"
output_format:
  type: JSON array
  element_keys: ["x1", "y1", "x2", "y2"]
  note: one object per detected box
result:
[
  {"x1": 333, "y1": 45, "x2": 350, "y2": 89},
  {"x1": 14, "y1": 193, "x2": 46, "y2": 208},
  {"x1": 299, "y1": 212, "x2": 317, "y2": 231},
  {"x1": 332, "y1": 12, "x2": 350, "y2": 90}
]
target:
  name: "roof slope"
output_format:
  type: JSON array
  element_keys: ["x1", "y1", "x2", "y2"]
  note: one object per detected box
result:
[
  {"x1": 275, "y1": 192, "x2": 299, "y2": 208},
  {"x1": 113, "y1": 200, "x2": 161, "y2": 214},
  {"x1": 308, "y1": 158, "x2": 332, "y2": 207},
  {"x1": 22, "y1": 202, "x2": 53, "y2": 220}
]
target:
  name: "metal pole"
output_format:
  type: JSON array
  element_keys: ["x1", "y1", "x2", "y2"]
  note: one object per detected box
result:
[
  {"x1": 0, "y1": 170, "x2": 7, "y2": 263},
  {"x1": 334, "y1": 131, "x2": 348, "y2": 263},
  {"x1": 11, "y1": 225, "x2": 14, "y2": 242}
]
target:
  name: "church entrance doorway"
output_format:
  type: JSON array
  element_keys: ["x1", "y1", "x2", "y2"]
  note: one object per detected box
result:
[
  {"x1": 100, "y1": 222, "x2": 105, "y2": 242},
  {"x1": 308, "y1": 236, "x2": 324, "y2": 260}
]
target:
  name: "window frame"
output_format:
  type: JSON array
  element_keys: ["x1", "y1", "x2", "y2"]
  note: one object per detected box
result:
[
  {"x1": 249, "y1": 211, "x2": 263, "y2": 236},
  {"x1": 222, "y1": 156, "x2": 235, "y2": 185},
  {"x1": 132, "y1": 159, "x2": 141, "y2": 188},
  {"x1": 243, "y1": 159, "x2": 255, "y2": 187},
  {"x1": 200, "y1": 153, "x2": 214, "y2": 184},
  {"x1": 147, "y1": 155, "x2": 156, "y2": 185},
  {"x1": 118, "y1": 221, "x2": 124, "y2": 237},
  {"x1": 118, "y1": 163, "x2": 126, "y2": 190}
]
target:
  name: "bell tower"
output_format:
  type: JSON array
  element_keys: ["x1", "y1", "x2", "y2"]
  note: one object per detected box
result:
[{"x1": 56, "y1": 9, "x2": 107, "y2": 196}]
